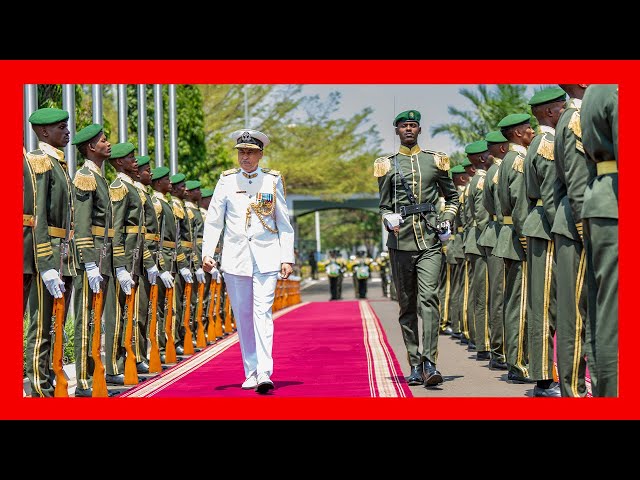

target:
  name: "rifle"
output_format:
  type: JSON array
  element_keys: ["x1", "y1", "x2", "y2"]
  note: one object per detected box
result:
[
  {"x1": 164, "y1": 212, "x2": 179, "y2": 364},
  {"x1": 181, "y1": 212, "x2": 195, "y2": 355},
  {"x1": 90, "y1": 212, "x2": 111, "y2": 397},
  {"x1": 52, "y1": 187, "x2": 72, "y2": 397},
  {"x1": 194, "y1": 220, "x2": 206, "y2": 348},
  {"x1": 147, "y1": 216, "x2": 164, "y2": 374},
  {"x1": 223, "y1": 281, "x2": 233, "y2": 335},
  {"x1": 206, "y1": 272, "x2": 220, "y2": 344},
  {"x1": 123, "y1": 207, "x2": 144, "y2": 386}
]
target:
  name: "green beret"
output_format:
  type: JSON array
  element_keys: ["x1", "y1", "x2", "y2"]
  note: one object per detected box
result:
[
  {"x1": 393, "y1": 109, "x2": 421, "y2": 126},
  {"x1": 28, "y1": 108, "x2": 69, "y2": 125},
  {"x1": 185, "y1": 180, "x2": 201, "y2": 190},
  {"x1": 450, "y1": 165, "x2": 466, "y2": 175},
  {"x1": 528, "y1": 87, "x2": 566, "y2": 107},
  {"x1": 110, "y1": 142, "x2": 135, "y2": 159},
  {"x1": 72, "y1": 124, "x2": 103, "y2": 145},
  {"x1": 151, "y1": 166, "x2": 170, "y2": 181},
  {"x1": 135, "y1": 155, "x2": 150, "y2": 167},
  {"x1": 200, "y1": 187, "x2": 213, "y2": 198},
  {"x1": 170, "y1": 173, "x2": 186, "y2": 184},
  {"x1": 464, "y1": 140, "x2": 488, "y2": 155},
  {"x1": 497, "y1": 113, "x2": 531, "y2": 129},
  {"x1": 461, "y1": 158, "x2": 473, "y2": 167},
  {"x1": 485, "y1": 130, "x2": 508, "y2": 143}
]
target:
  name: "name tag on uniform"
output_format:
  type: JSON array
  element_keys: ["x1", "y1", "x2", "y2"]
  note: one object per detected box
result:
[{"x1": 236, "y1": 191, "x2": 247, "y2": 193}]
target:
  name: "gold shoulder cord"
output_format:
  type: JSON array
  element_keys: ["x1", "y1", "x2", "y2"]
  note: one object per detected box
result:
[{"x1": 247, "y1": 180, "x2": 279, "y2": 234}]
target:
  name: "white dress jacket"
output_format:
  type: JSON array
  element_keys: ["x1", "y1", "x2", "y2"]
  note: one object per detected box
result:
[{"x1": 201, "y1": 167, "x2": 295, "y2": 276}]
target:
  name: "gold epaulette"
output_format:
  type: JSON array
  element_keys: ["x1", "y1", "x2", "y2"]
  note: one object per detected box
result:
[
  {"x1": 73, "y1": 167, "x2": 97, "y2": 192},
  {"x1": 109, "y1": 179, "x2": 128, "y2": 202},
  {"x1": 222, "y1": 168, "x2": 240, "y2": 176},
  {"x1": 423, "y1": 150, "x2": 450, "y2": 171},
  {"x1": 152, "y1": 196, "x2": 162, "y2": 216},
  {"x1": 493, "y1": 171, "x2": 499, "y2": 184},
  {"x1": 477, "y1": 176, "x2": 485, "y2": 190},
  {"x1": 512, "y1": 153, "x2": 525, "y2": 173},
  {"x1": 568, "y1": 110, "x2": 582, "y2": 138},
  {"x1": 26, "y1": 150, "x2": 52, "y2": 174},
  {"x1": 186, "y1": 208, "x2": 194, "y2": 220},
  {"x1": 262, "y1": 168, "x2": 280, "y2": 176},
  {"x1": 538, "y1": 134, "x2": 555, "y2": 161},
  {"x1": 172, "y1": 201, "x2": 185, "y2": 219},
  {"x1": 373, "y1": 155, "x2": 392, "y2": 177}
]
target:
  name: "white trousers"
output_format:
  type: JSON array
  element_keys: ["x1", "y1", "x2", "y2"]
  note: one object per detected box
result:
[{"x1": 223, "y1": 256, "x2": 278, "y2": 379}]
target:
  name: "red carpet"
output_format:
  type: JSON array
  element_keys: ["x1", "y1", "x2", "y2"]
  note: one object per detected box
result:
[{"x1": 121, "y1": 301, "x2": 411, "y2": 398}]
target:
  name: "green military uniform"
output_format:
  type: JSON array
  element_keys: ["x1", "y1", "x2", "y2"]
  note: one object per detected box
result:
[
  {"x1": 326, "y1": 253, "x2": 345, "y2": 300},
  {"x1": 478, "y1": 131, "x2": 507, "y2": 367},
  {"x1": 375, "y1": 110, "x2": 459, "y2": 378},
  {"x1": 185, "y1": 180, "x2": 205, "y2": 342},
  {"x1": 199, "y1": 188, "x2": 214, "y2": 339},
  {"x1": 460, "y1": 174, "x2": 475, "y2": 346},
  {"x1": 463, "y1": 141, "x2": 491, "y2": 356},
  {"x1": 493, "y1": 114, "x2": 531, "y2": 379},
  {"x1": 435, "y1": 196, "x2": 451, "y2": 333},
  {"x1": 446, "y1": 175, "x2": 467, "y2": 338},
  {"x1": 551, "y1": 95, "x2": 590, "y2": 397},
  {"x1": 25, "y1": 109, "x2": 77, "y2": 397},
  {"x1": 23, "y1": 154, "x2": 36, "y2": 315},
  {"x1": 581, "y1": 84, "x2": 618, "y2": 397},
  {"x1": 70, "y1": 125, "x2": 115, "y2": 392}
]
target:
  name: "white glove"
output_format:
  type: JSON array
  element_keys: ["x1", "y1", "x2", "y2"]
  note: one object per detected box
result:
[
  {"x1": 160, "y1": 271, "x2": 174, "y2": 289},
  {"x1": 437, "y1": 220, "x2": 452, "y2": 242},
  {"x1": 383, "y1": 213, "x2": 405, "y2": 229},
  {"x1": 116, "y1": 266, "x2": 134, "y2": 295},
  {"x1": 85, "y1": 261, "x2": 103, "y2": 294},
  {"x1": 147, "y1": 264, "x2": 159, "y2": 285},
  {"x1": 180, "y1": 267, "x2": 193, "y2": 283},
  {"x1": 41, "y1": 268, "x2": 64, "y2": 298},
  {"x1": 195, "y1": 267, "x2": 206, "y2": 283}
]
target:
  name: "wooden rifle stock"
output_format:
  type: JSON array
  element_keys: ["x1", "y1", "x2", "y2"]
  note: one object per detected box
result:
[
  {"x1": 52, "y1": 296, "x2": 68, "y2": 397},
  {"x1": 123, "y1": 286, "x2": 139, "y2": 385},
  {"x1": 214, "y1": 279, "x2": 224, "y2": 339},
  {"x1": 206, "y1": 277, "x2": 218, "y2": 343},
  {"x1": 148, "y1": 284, "x2": 162, "y2": 373},
  {"x1": 195, "y1": 281, "x2": 206, "y2": 348},
  {"x1": 164, "y1": 287, "x2": 177, "y2": 363},
  {"x1": 90, "y1": 291, "x2": 108, "y2": 397},
  {"x1": 182, "y1": 282, "x2": 194, "y2": 354}
]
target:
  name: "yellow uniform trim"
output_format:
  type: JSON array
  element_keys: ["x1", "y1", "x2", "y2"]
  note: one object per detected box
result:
[
  {"x1": 48, "y1": 226, "x2": 73, "y2": 238},
  {"x1": 23, "y1": 214, "x2": 35, "y2": 227},
  {"x1": 144, "y1": 233, "x2": 160, "y2": 242},
  {"x1": 162, "y1": 241, "x2": 176, "y2": 248},
  {"x1": 503, "y1": 216, "x2": 513, "y2": 225},
  {"x1": 596, "y1": 160, "x2": 617, "y2": 176},
  {"x1": 536, "y1": 199, "x2": 543, "y2": 207},
  {"x1": 124, "y1": 226, "x2": 147, "y2": 234},
  {"x1": 91, "y1": 226, "x2": 115, "y2": 238},
  {"x1": 182, "y1": 241, "x2": 193, "y2": 248}
]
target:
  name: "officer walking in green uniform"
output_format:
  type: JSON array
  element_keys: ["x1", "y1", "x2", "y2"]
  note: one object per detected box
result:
[
  {"x1": 580, "y1": 84, "x2": 618, "y2": 397},
  {"x1": 479, "y1": 131, "x2": 509, "y2": 370},
  {"x1": 25, "y1": 108, "x2": 77, "y2": 397},
  {"x1": 493, "y1": 113, "x2": 536, "y2": 384},
  {"x1": 551, "y1": 84, "x2": 591, "y2": 397},
  {"x1": 523, "y1": 87, "x2": 566, "y2": 397},
  {"x1": 69, "y1": 124, "x2": 114, "y2": 396},
  {"x1": 375, "y1": 109, "x2": 459, "y2": 387}
]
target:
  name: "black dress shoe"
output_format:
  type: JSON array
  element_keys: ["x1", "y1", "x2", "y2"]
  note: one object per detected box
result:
[
  {"x1": 175, "y1": 345, "x2": 184, "y2": 355},
  {"x1": 440, "y1": 326, "x2": 453, "y2": 335},
  {"x1": 507, "y1": 371, "x2": 536, "y2": 384},
  {"x1": 467, "y1": 342, "x2": 477, "y2": 351},
  {"x1": 451, "y1": 331, "x2": 462, "y2": 339},
  {"x1": 74, "y1": 387, "x2": 92, "y2": 397},
  {"x1": 533, "y1": 382, "x2": 561, "y2": 397},
  {"x1": 406, "y1": 364, "x2": 424, "y2": 386},
  {"x1": 460, "y1": 337, "x2": 469, "y2": 345},
  {"x1": 422, "y1": 361, "x2": 444, "y2": 387},
  {"x1": 476, "y1": 351, "x2": 490, "y2": 361},
  {"x1": 136, "y1": 361, "x2": 150, "y2": 374},
  {"x1": 105, "y1": 373, "x2": 125, "y2": 385},
  {"x1": 489, "y1": 358, "x2": 508, "y2": 370}
]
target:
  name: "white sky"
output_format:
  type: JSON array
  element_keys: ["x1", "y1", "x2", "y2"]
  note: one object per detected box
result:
[{"x1": 301, "y1": 84, "x2": 537, "y2": 155}]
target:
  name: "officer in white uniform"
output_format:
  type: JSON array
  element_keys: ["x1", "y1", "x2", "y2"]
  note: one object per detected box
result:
[{"x1": 202, "y1": 129, "x2": 295, "y2": 394}]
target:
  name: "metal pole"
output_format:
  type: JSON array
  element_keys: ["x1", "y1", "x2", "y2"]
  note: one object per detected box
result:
[
  {"x1": 117, "y1": 84, "x2": 127, "y2": 143},
  {"x1": 315, "y1": 210, "x2": 321, "y2": 256},
  {"x1": 92, "y1": 85, "x2": 105, "y2": 174},
  {"x1": 62, "y1": 84, "x2": 76, "y2": 178},
  {"x1": 137, "y1": 84, "x2": 148, "y2": 156},
  {"x1": 153, "y1": 84, "x2": 164, "y2": 168},
  {"x1": 168, "y1": 84, "x2": 178, "y2": 175},
  {"x1": 24, "y1": 84, "x2": 38, "y2": 151},
  {"x1": 244, "y1": 85, "x2": 249, "y2": 128}
]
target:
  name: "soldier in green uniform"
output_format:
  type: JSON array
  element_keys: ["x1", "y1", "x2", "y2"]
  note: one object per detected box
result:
[
  {"x1": 23, "y1": 147, "x2": 36, "y2": 315},
  {"x1": 447, "y1": 165, "x2": 470, "y2": 340},
  {"x1": 105, "y1": 142, "x2": 151, "y2": 385},
  {"x1": 69, "y1": 124, "x2": 114, "y2": 396},
  {"x1": 580, "y1": 84, "x2": 618, "y2": 397},
  {"x1": 199, "y1": 187, "x2": 215, "y2": 339},
  {"x1": 436, "y1": 195, "x2": 453, "y2": 334},
  {"x1": 326, "y1": 249, "x2": 346, "y2": 300},
  {"x1": 493, "y1": 113, "x2": 536, "y2": 384},
  {"x1": 374, "y1": 109, "x2": 459, "y2": 387},
  {"x1": 133, "y1": 155, "x2": 161, "y2": 373},
  {"x1": 552, "y1": 84, "x2": 591, "y2": 397},
  {"x1": 479, "y1": 131, "x2": 509, "y2": 370},
  {"x1": 170, "y1": 173, "x2": 195, "y2": 355},
  {"x1": 150, "y1": 166, "x2": 178, "y2": 360},
  {"x1": 460, "y1": 157, "x2": 475, "y2": 348},
  {"x1": 185, "y1": 179, "x2": 207, "y2": 343},
  {"x1": 522, "y1": 87, "x2": 566, "y2": 397},
  {"x1": 463, "y1": 140, "x2": 493, "y2": 361},
  {"x1": 25, "y1": 108, "x2": 77, "y2": 397},
  {"x1": 377, "y1": 251, "x2": 391, "y2": 299}
]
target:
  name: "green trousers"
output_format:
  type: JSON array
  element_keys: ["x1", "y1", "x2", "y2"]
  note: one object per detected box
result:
[
  {"x1": 503, "y1": 259, "x2": 529, "y2": 377},
  {"x1": 584, "y1": 217, "x2": 618, "y2": 397},
  {"x1": 174, "y1": 274, "x2": 188, "y2": 347},
  {"x1": 526, "y1": 237, "x2": 556, "y2": 381},
  {"x1": 486, "y1": 248, "x2": 506, "y2": 363},
  {"x1": 464, "y1": 257, "x2": 476, "y2": 345},
  {"x1": 104, "y1": 276, "x2": 135, "y2": 376},
  {"x1": 470, "y1": 252, "x2": 489, "y2": 353},
  {"x1": 137, "y1": 274, "x2": 152, "y2": 363},
  {"x1": 389, "y1": 245, "x2": 442, "y2": 367},
  {"x1": 438, "y1": 256, "x2": 450, "y2": 330},
  {"x1": 449, "y1": 261, "x2": 464, "y2": 334},
  {"x1": 23, "y1": 274, "x2": 34, "y2": 316}
]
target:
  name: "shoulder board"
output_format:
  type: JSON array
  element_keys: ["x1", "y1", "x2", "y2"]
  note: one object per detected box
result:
[
  {"x1": 152, "y1": 196, "x2": 162, "y2": 215},
  {"x1": 373, "y1": 155, "x2": 392, "y2": 177},
  {"x1": 422, "y1": 150, "x2": 450, "y2": 171},
  {"x1": 109, "y1": 178, "x2": 128, "y2": 202},
  {"x1": 186, "y1": 208, "x2": 194, "y2": 220},
  {"x1": 512, "y1": 154, "x2": 525, "y2": 173},
  {"x1": 568, "y1": 110, "x2": 582, "y2": 139},
  {"x1": 172, "y1": 202, "x2": 185, "y2": 219},
  {"x1": 493, "y1": 171, "x2": 499, "y2": 184},
  {"x1": 477, "y1": 176, "x2": 485, "y2": 190},
  {"x1": 73, "y1": 167, "x2": 97, "y2": 192},
  {"x1": 222, "y1": 168, "x2": 240, "y2": 176},
  {"x1": 262, "y1": 168, "x2": 280, "y2": 176},
  {"x1": 537, "y1": 134, "x2": 555, "y2": 161},
  {"x1": 26, "y1": 150, "x2": 52, "y2": 174}
]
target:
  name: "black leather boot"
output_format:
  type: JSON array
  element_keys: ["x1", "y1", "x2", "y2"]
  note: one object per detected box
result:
[
  {"x1": 422, "y1": 361, "x2": 444, "y2": 387},
  {"x1": 406, "y1": 364, "x2": 424, "y2": 385}
]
